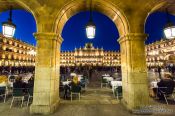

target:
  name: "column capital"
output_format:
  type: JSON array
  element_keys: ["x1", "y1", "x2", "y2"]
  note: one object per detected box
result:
[
  {"x1": 118, "y1": 33, "x2": 148, "y2": 44},
  {"x1": 34, "y1": 32, "x2": 63, "y2": 44}
]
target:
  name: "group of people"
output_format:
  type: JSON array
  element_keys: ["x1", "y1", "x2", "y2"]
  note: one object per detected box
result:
[
  {"x1": 63, "y1": 75, "x2": 82, "y2": 99},
  {"x1": 13, "y1": 76, "x2": 34, "y2": 91},
  {"x1": 152, "y1": 73, "x2": 175, "y2": 100},
  {"x1": 0, "y1": 74, "x2": 34, "y2": 99}
]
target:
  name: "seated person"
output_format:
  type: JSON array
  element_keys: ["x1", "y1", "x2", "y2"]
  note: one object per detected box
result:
[
  {"x1": 70, "y1": 75, "x2": 81, "y2": 93},
  {"x1": 13, "y1": 76, "x2": 24, "y2": 88},
  {"x1": 13, "y1": 76, "x2": 26, "y2": 93},
  {"x1": 71, "y1": 75, "x2": 80, "y2": 86},
  {"x1": 156, "y1": 73, "x2": 175, "y2": 100},
  {"x1": 27, "y1": 76, "x2": 34, "y2": 88},
  {"x1": 63, "y1": 75, "x2": 81, "y2": 99}
]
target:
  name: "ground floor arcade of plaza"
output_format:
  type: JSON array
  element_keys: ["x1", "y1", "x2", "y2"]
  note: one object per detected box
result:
[
  {"x1": 0, "y1": 71, "x2": 175, "y2": 116},
  {"x1": 30, "y1": 33, "x2": 149, "y2": 115},
  {"x1": 1, "y1": 0, "x2": 175, "y2": 115}
]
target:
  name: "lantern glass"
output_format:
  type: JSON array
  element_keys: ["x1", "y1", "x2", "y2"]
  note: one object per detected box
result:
[
  {"x1": 164, "y1": 23, "x2": 175, "y2": 39},
  {"x1": 86, "y1": 24, "x2": 96, "y2": 39},
  {"x1": 2, "y1": 22, "x2": 16, "y2": 38}
]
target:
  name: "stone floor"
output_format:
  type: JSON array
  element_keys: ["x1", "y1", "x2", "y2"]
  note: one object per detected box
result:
[
  {"x1": 0, "y1": 87, "x2": 129, "y2": 116},
  {"x1": 0, "y1": 102, "x2": 130, "y2": 116},
  {"x1": 0, "y1": 71, "x2": 175, "y2": 116},
  {"x1": 1, "y1": 88, "x2": 175, "y2": 116}
]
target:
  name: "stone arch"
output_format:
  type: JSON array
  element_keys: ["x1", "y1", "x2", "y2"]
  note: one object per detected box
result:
[
  {"x1": 0, "y1": 0, "x2": 38, "y2": 31},
  {"x1": 144, "y1": 0, "x2": 175, "y2": 30},
  {"x1": 54, "y1": 0, "x2": 130, "y2": 37},
  {"x1": 164, "y1": 54, "x2": 171, "y2": 60}
]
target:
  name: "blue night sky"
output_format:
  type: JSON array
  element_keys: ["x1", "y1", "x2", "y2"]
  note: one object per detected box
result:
[{"x1": 0, "y1": 10, "x2": 175, "y2": 51}]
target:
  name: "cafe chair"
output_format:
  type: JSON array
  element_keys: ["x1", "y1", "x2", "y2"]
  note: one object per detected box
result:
[
  {"x1": 101, "y1": 78, "x2": 108, "y2": 88},
  {"x1": 115, "y1": 86, "x2": 122, "y2": 99},
  {"x1": 112, "y1": 86, "x2": 117, "y2": 97},
  {"x1": 0, "y1": 86, "x2": 7, "y2": 103},
  {"x1": 80, "y1": 78, "x2": 87, "y2": 90},
  {"x1": 27, "y1": 88, "x2": 33, "y2": 106},
  {"x1": 10, "y1": 88, "x2": 24, "y2": 108},
  {"x1": 70, "y1": 84, "x2": 81, "y2": 101},
  {"x1": 158, "y1": 87, "x2": 175, "y2": 105}
]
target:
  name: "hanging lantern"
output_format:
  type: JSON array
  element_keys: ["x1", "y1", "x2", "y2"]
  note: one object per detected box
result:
[
  {"x1": 2, "y1": 7, "x2": 16, "y2": 38},
  {"x1": 164, "y1": 23, "x2": 175, "y2": 39},
  {"x1": 86, "y1": 21, "x2": 96, "y2": 39},
  {"x1": 163, "y1": 8, "x2": 175, "y2": 39},
  {"x1": 85, "y1": 0, "x2": 96, "y2": 39}
]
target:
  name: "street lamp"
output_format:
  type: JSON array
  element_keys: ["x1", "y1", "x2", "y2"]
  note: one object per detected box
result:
[
  {"x1": 2, "y1": 7, "x2": 16, "y2": 38},
  {"x1": 86, "y1": 0, "x2": 96, "y2": 39},
  {"x1": 163, "y1": 8, "x2": 175, "y2": 39}
]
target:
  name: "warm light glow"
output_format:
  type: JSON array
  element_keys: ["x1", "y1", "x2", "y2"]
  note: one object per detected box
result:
[
  {"x1": 2, "y1": 22, "x2": 16, "y2": 38},
  {"x1": 164, "y1": 26, "x2": 175, "y2": 39},
  {"x1": 86, "y1": 25, "x2": 96, "y2": 39},
  {"x1": 28, "y1": 50, "x2": 36, "y2": 55}
]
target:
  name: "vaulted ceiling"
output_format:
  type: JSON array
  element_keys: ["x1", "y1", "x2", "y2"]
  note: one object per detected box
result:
[
  {"x1": 0, "y1": 0, "x2": 175, "y2": 14},
  {"x1": 0, "y1": 0, "x2": 175, "y2": 34}
]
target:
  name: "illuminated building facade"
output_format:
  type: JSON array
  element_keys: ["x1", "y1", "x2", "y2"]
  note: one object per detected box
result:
[
  {"x1": 60, "y1": 43, "x2": 121, "y2": 67},
  {"x1": 0, "y1": 34, "x2": 35, "y2": 68},
  {"x1": 61, "y1": 39, "x2": 175, "y2": 68},
  {"x1": 146, "y1": 39, "x2": 175, "y2": 67},
  {"x1": 1, "y1": 33, "x2": 175, "y2": 69}
]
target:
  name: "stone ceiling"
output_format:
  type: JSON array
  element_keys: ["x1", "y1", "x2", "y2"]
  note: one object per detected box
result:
[
  {"x1": 0, "y1": 0, "x2": 175, "y2": 14},
  {"x1": 1, "y1": 0, "x2": 175, "y2": 34}
]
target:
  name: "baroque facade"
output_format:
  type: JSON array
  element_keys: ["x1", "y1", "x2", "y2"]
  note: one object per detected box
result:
[
  {"x1": 146, "y1": 39, "x2": 175, "y2": 67},
  {"x1": 60, "y1": 39, "x2": 175, "y2": 67},
  {"x1": 60, "y1": 43, "x2": 120, "y2": 67},
  {"x1": 1, "y1": 33, "x2": 175, "y2": 68},
  {"x1": 0, "y1": 34, "x2": 35, "y2": 67}
]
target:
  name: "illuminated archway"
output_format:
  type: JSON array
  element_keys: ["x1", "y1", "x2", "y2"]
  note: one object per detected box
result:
[{"x1": 54, "y1": 0, "x2": 129, "y2": 37}]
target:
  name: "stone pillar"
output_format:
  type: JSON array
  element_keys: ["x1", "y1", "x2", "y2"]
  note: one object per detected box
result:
[
  {"x1": 118, "y1": 33, "x2": 149, "y2": 112},
  {"x1": 30, "y1": 32, "x2": 63, "y2": 115}
]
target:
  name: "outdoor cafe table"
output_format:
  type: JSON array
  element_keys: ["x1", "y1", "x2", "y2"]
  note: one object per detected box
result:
[
  {"x1": 110, "y1": 81, "x2": 122, "y2": 88},
  {"x1": 20, "y1": 73, "x2": 33, "y2": 83},
  {"x1": 103, "y1": 76, "x2": 113, "y2": 82},
  {"x1": 70, "y1": 73, "x2": 76, "y2": 77},
  {"x1": 102, "y1": 74, "x2": 110, "y2": 77},
  {"x1": 150, "y1": 81, "x2": 158, "y2": 88},
  {"x1": 110, "y1": 81, "x2": 122, "y2": 96},
  {"x1": 62, "y1": 81, "x2": 71, "y2": 86}
]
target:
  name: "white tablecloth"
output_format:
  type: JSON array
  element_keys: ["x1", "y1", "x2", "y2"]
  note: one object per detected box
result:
[
  {"x1": 21, "y1": 73, "x2": 33, "y2": 83},
  {"x1": 111, "y1": 81, "x2": 122, "y2": 87},
  {"x1": 70, "y1": 73, "x2": 76, "y2": 76},
  {"x1": 62, "y1": 81, "x2": 71, "y2": 86},
  {"x1": 110, "y1": 81, "x2": 122, "y2": 95},
  {"x1": 102, "y1": 74, "x2": 110, "y2": 77},
  {"x1": 8, "y1": 82, "x2": 13, "y2": 88},
  {"x1": 150, "y1": 81, "x2": 158, "y2": 88},
  {"x1": 103, "y1": 76, "x2": 113, "y2": 82}
]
